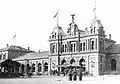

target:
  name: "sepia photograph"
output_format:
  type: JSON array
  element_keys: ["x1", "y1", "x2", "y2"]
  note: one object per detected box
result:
[{"x1": 0, "y1": 0, "x2": 120, "y2": 84}]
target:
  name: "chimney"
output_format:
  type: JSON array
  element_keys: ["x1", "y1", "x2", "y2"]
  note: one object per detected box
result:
[
  {"x1": 28, "y1": 47, "x2": 30, "y2": 50},
  {"x1": 6, "y1": 44, "x2": 9, "y2": 47},
  {"x1": 109, "y1": 34, "x2": 111, "y2": 39}
]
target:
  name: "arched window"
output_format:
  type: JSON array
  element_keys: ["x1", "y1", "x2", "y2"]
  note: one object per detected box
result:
[
  {"x1": 70, "y1": 59, "x2": 75, "y2": 64},
  {"x1": 79, "y1": 57, "x2": 86, "y2": 71},
  {"x1": 44, "y1": 62, "x2": 48, "y2": 72},
  {"x1": 20, "y1": 63, "x2": 24, "y2": 73},
  {"x1": 61, "y1": 59, "x2": 66, "y2": 65},
  {"x1": 111, "y1": 59, "x2": 116, "y2": 70},
  {"x1": 38, "y1": 63, "x2": 42, "y2": 72},
  {"x1": 32, "y1": 63, "x2": 35, "y2": 72},
  {"x1": 61, "y1": 59, "x2": 66, "y2": 73}
]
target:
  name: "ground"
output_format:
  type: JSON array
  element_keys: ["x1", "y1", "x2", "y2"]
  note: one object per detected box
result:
[{"x1": 0, "y1": 75, "x2": 120, "y2": 84}]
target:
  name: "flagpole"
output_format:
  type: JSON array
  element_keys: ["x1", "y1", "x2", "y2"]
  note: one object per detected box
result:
[
  {"x1": 94, "y1": 0, "x2": 96, "y2": 19},
  {"x1": 13, "y1": 33, "x2": 16, "y2": 47},
  {"x1": 57, "y1": 9, "x2": 59, "y2": 26},
  {"x1": 56, "y1": 9, "x2": 60, "y2": 76}
]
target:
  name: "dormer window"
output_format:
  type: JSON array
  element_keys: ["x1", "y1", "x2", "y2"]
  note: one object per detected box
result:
[
  {"x1": 52, "y1": 35, "x2": 54, "y2": 38},
  {"x1": 54, "y1": 33, "x2": 56, "y2": 38}
]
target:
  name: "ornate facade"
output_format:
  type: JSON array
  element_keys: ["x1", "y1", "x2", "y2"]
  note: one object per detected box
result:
[{"x1": 49, "y1": 14, "x2": 120, "y2": 76}]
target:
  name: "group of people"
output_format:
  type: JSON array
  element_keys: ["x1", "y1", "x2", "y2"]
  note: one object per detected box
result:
[
  {"x1": 19, "y1": 64, "x2": 33, "y2": 78},
  {"x1": 68, "y1": 68, "x2": 83, "y2": 81}
]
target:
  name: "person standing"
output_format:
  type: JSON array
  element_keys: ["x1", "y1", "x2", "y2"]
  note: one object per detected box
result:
[
  {"x1": 78, "y1": 68, "x2": 83, "y2": 81},
  {"x1": 68, "y1": 69, "x2": 72, "y2": 81}
]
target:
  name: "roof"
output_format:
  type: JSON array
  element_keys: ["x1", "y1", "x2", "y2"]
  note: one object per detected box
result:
[
  {"x1": 106, "y1": 44, "x2": 120, "y2": 54},
  {"x1": 13, "y1": 51, "x2": 49, "y2": 61},
  {"x1": 52, "y1": 26, "x2": 65, "y2": 35},
  {"x1": 0, "y1": 45, "x2": 33, "y2": 52}
]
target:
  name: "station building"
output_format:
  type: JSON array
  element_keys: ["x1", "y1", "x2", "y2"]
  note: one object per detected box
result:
[
  {"x1": 1, "y1": 12, "x2": 120, "y2": 76},
  {"x1": 48, "y1": 14, "x2": 120, "y2": 76}
]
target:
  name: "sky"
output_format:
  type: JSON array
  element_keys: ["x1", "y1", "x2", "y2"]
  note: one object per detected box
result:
[{"x1": 0, "y1": 0, "x2": 119, "y2": 52}]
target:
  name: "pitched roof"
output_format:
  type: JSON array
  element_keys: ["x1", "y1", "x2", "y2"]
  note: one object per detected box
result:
[
  {"x1": 0, "y1": 45, "x2": 33, "y2": 52},
  {"x1": 106, "y1": 44, "x2": 120, "y2": 54},
  {"x1": 13, "y1": 51, "x2": 49, "y2": 61}
]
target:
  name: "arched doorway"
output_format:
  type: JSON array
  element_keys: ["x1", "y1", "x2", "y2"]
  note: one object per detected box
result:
[
  {"x1": 38, "y1": 63, "x2": 42, "y2": 72},
  {"x1": 44, "y1": 62, "x2": 48, "y2": 72},
  {"x1": 79, "y1": 57, "x2": 85, "y2": 71},
  {"x1": 111, "y1": 59, "x2": 116, "y2": 70},
  {"x1": 61, "y1": 59, "x2": 66, "y2": 73}
]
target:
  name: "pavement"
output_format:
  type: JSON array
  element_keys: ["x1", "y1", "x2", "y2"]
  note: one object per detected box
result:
[{"x1": 0, "y1": 75, "x2": 120, "y2": 84}]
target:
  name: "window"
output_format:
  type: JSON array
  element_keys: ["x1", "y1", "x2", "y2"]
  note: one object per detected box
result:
[
  {"x1": 3, "y1": 54, "x2": 6, "y2": 60},
  {"x1": 44, "y1": 62, "x2": 48, "y2": 72},
  {"x1": 92, "y1": 41, "x2": 94, "y2": 50},
  {"x1": 99, "y1": 41, "x2": 102, "y2": 51},
  {"x1": 70, "y1": 59, "x2": 75, "y2": 64},
  {"x1": 71, "y1": 44, "x2": 73, "y2": 52},
  {"x1": 54, "y1": 33, "x2": 56, "y2": 38},
  {"x1": 38, "y1": 63, "x2": 42, "y2": 72},
  {"x1": 80, "y1": 43, "x2": 82, "y2": 51},
  {"x1": 83, "y1": 42, "x2": 85, "y2": 51},
  {"x1": 91, "y1": 29, "x2": 93, "y2": 33},
  {"x1": 52, "y1": 35, "x2": 54, "y2": 38},
  {"x1": 61, "y1": 59, "x2": 66, "y2": 73},
  {"x1": 32, "y1": 63, "x2": 35, "y2": 72},
  {"x1": 52, "y1": 45, "x2": 55, "y2": 53},
  {"x1": 62, "y1": 45, "x2": 64, "y2": 52},
  {"x1": 79, "y1": 58, "x2": 86, "y2": 71},
  {"x1": 65, "y1": 44, "x2": 67, "y2": 52},
  {"x1": 111, "y1": 59, "x2": 116, "y2": 70},
  {"x1": 74, "y1": 43, "x2": 76, "y2": 52}
]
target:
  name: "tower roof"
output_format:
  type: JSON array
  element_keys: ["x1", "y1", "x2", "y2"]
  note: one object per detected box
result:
[{"x1": 52, "y1": 26, "x2": 65, "y2": 36}]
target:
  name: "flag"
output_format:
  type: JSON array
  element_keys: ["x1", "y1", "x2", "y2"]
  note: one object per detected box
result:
[
  {"x1": 93, "y1": 7, "x2": 96, "y2": 12},
  {"x1": 53, "y1": 11, "x2": 58, "y2": 18},
  {"x1": 13, "y1": 33, "x2": 16, "y2": 39}
]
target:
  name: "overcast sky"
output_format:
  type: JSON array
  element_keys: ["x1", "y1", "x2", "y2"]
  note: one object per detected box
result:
[{"x1": 0, "y1": 0, "x2": 119, "y2": 52}]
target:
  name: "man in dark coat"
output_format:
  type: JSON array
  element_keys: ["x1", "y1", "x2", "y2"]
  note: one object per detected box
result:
[
  {"x1": 78, "y1": 68, "x2": 83, "y2": 81},
  {"x1": 68, "y1": 69, "x2": 72, "y2": 81}
]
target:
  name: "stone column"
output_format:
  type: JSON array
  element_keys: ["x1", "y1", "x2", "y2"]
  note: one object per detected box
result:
[
  {"x1": 35, "y1": 61, "x2": 38, "y2": 75},
  {"x1": 42, "y1": 60, "x2": 44, "y2": 75},
  {"x1": 48, "y1": 58, "x2": 51, "y2": 76}
]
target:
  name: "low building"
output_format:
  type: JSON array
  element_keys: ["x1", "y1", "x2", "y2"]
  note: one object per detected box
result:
[
  {"x1": 13, "y1": 51, "x2": 49, "y2": 75},
  {"x1": 0, "y1": 45, "x2": 33, "y2": 63}
]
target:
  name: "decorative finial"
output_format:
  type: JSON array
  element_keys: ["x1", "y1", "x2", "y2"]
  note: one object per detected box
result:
[{"x1": 71, "y1": 14, "x2": 75, "y2": 23}]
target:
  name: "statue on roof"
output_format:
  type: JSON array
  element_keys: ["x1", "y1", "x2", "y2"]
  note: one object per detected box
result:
[{"x1": 71, "y1": 14, "x2": 75, "y2": 23}]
